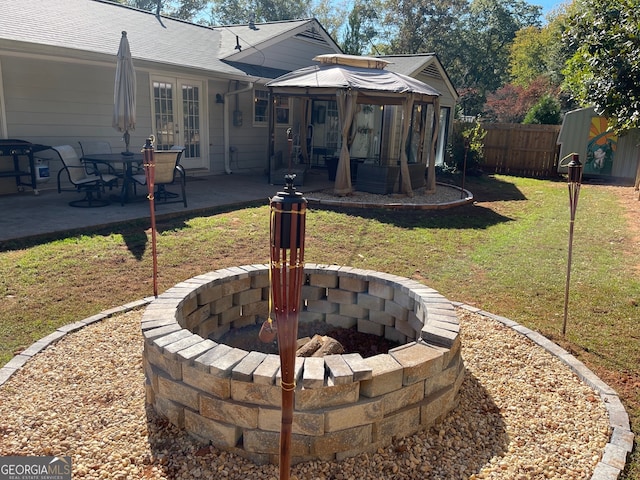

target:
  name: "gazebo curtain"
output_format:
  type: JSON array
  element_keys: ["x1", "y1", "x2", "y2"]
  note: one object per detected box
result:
[
  {"x1": 334, "y1": 89, "x2": 358, "y2": 196},
  {"x1": 399, "y1": 93, "x2": 416, "y2": 195},
  {"x1": 426, "y1": 97, "x2": 440, "y2": 192},
  {"x1": 298, "y1": 98, "x2": 312, "y2": 165}
]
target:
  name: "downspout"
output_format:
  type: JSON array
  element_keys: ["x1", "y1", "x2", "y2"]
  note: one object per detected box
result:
[{"x1": 224, "y1": 81, "x2": 254, "y2": 174}]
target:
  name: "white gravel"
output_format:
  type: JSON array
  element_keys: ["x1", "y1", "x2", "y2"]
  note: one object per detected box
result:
[{"x1": 0, "y1": 308, "x2": 610, "y2": 479}]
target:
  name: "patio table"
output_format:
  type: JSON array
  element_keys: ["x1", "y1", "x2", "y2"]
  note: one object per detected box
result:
[{"x1": 82, "y1": 152, "x2": 144, "y2": 205}]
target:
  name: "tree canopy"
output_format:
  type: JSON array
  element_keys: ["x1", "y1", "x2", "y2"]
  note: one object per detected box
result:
[
  {"x1": 112, "y1": 0, "x2": 572, "y2": 120},
  {"x1": 562, "y1": 0, "x2": 640, "y2": 131}
]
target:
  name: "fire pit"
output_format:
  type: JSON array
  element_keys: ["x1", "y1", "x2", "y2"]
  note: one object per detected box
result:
[{"x1": 142, "y1": 264, "x2": 463, "y2": 465}]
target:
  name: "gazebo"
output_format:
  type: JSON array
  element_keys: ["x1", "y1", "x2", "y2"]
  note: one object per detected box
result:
[{"x1": 266, "y1": 54, "x2": 442, "y2": 196}]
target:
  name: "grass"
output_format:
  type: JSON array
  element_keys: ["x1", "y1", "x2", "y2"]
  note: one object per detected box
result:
[{"x1": 0, "y1": 174, "x2": 638, "y2": 478}]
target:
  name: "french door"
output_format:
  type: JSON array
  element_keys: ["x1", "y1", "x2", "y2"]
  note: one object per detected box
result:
[{"x1": 151, "y1": 76, "x2": 206, "y2": 170}]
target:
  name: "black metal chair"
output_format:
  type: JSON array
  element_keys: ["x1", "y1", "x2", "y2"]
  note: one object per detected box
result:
[{"x1": 54, "y1": 145, "x2": 117, "y2": 207}]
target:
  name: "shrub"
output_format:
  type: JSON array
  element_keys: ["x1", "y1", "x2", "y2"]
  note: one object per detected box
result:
[
  {"x1": 448, "y1": 120, "x2": 487, "y2": 173},
  {"x1": 523, "y1": 95, "x2": 561, "y2": 124}
]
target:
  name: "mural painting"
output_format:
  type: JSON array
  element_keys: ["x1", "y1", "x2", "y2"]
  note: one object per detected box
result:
[{"x1": 585, "y1": 117, "x2": 618, "y2": 175}]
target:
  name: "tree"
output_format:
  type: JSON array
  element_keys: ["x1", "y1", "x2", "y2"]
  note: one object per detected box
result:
[
  {"x1": 311, "y1": 0, "x2": 349, "y2": 42},
  {"x1": 462, "y1": 0, "x2": 541, "y2": 94},
  {"x1": 562, "y1": 0, "x2": 640, "y2": 131},
  {"x1": 383, "y1": 0, "x2": 467, "y2": 56},
  {"x1": 523, "y1": 94, "x2": 561, "y2": 124},
  {"x1": 341, "y1": 2, "x2": 379, "y2": 55},
  {"x1": 208, "y1": 0, "x2": 310, "y2": 24},
  {"x1": 484, "y1": 76, "x2": 555, "y2": 122},
  {"x1": 509, "y1": 26, "x2": 550, "y2": 88},
  {"x1": 114, "y1": 0, "x2": 207, "y2": 20}
]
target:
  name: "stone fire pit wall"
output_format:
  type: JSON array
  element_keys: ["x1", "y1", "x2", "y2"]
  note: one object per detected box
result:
[{"x1": 142, "y1": 264, "x2": 464, "y2": 465}]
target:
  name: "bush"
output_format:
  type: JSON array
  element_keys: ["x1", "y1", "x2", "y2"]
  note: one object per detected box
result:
[
  {"x1": 523, "y1": 95, "x2": 561, "y2": 124},
  {"x1": 448, "y1": 120, "x2": 487, "y2": 173}
]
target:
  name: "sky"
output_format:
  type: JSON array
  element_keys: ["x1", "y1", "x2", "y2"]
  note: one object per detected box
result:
[{"x1": 531, "y1": 0, "x2": 567, "y2": 17}]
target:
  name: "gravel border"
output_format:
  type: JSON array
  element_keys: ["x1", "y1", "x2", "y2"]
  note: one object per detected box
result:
[{"x1": 0, "y1": 299, "x2": 633, "y2": 479}]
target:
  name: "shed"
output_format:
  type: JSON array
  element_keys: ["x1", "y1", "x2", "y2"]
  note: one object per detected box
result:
[{"x1": 557, "y1": 107, "x2": 640, "y2": 184}]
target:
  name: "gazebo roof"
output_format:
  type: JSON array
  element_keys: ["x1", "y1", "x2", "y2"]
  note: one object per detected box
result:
[{"x1": 267, "y1": 54, "x2": 441, "y2": 104}]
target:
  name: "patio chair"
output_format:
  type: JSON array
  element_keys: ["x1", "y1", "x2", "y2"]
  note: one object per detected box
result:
[
  {"x1": 78, "y1": 141, "x2": 121, "y2": 180},
  {"x1": 130, "y1": 149, "x2": 187, "y2": 207},
  {"x1": 54, "y1": 145, "x2": 117, "y2": 207}
]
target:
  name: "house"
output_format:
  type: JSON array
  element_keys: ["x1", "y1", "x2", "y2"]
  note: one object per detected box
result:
[{"x1": 0, "y1": 0, "x2": 459, "y2": 195}]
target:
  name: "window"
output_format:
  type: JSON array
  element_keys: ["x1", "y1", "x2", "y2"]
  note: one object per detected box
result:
[
  {"x1": 254, "y1": 90, "x2": 269, "y2": 123},
  {"x1": 254, "y1": 90, "x2": 291, "y2": 125}
]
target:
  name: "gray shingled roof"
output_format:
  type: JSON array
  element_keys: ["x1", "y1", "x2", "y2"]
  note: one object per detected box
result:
[
  {"x1": 0, "y1": 0, "x2": 318, "y2": 79},
  {"x1": 378, "y1": 54, "x2": 437, "y2": 76},
  {"x1": 217, "y1": 20, "x2": 318, "y2": 60}
]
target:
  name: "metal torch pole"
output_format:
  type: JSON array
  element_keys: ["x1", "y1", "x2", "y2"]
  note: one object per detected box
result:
[
  {"x1": 269, "y1": 174, "x2": 307, "y2": 480},
  {"x1": 142, "y1": 137, "x2": 158, "y2": 298},
  {"x1": 562, "y1": 154, "x2": 583, "y2": 335}
]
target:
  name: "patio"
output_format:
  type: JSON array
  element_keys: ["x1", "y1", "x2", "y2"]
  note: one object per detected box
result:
[
  {"x1": 0, "y1": 171, "x2": 334, "y2": 243},
  {"x1": 0, "y1": 169, "x2": 473, "y2": 243}
]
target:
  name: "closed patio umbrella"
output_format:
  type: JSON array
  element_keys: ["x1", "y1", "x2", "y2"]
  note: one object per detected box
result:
[{"x1": 113, "y1": 31, "x2": 136, "y2": 154}]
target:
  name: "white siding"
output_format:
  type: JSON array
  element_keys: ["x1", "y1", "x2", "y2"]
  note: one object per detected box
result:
[{"x1": 2, "y1": 56, "x2": 151, "y2": 151}]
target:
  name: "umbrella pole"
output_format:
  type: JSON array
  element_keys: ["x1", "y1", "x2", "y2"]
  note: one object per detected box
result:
[
  {"x1": 143, "y1": 137, "x2": 158, "y2": 297},
  {"x1": 124, "y1": 130, "x2": 131, "y2": 154},
  {"x1": 269, "y1": 175, "x2": 306, "y2": 480}
]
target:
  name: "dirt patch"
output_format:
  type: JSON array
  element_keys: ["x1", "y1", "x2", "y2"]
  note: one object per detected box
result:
[
  {"x1": 218, "y1": 319, "x2": 400, "y2": 358},
  {"x1": 606, "y1": 184, "x2": 640, "y2": 275}
]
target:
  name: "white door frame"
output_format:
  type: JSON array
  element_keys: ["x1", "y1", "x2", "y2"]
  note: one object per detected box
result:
[{"x1": 150, "y1": 75, "x2": 208, "y2": 170}]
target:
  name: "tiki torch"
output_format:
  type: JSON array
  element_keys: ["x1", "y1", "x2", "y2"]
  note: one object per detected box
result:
[
  {"x1": 142, "y1": 137, "x2": 158, "y2": 298},
  {"x1": 562, "y1": 154, "x2": 583, "y2": 335},
  {"x1": 269, "y1": 174, "x2": 307, "y2": 480}
]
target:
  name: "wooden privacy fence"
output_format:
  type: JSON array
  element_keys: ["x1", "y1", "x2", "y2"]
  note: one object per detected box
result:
[{"x1": 481, "y1": 123, "x2": 562, "y2": 177}]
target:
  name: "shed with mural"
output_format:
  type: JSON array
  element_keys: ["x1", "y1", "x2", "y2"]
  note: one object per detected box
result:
[{"x1": 557, "y1": 107, "x2": 640, "y2": 185}]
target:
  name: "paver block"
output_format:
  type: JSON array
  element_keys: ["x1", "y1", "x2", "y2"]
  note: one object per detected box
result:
[
  {"x1": 312, "y1": 425, "x2": 371, "y2": 456},
  {"x1": 303, "y1": 357, "x2": 326, "y2": 389},
  {"x1": 185, "y1": 409, "x2": 241, "y2": 448},
  {"x1": 209, "y1": 348, "x2": 249, "y2": 377},
  {"x1": 183, "y1": 362, "x2": 231, "y2": 399},
  {"x1": 296, "y1": 382, "x2": 359, "y2": 410},
  {"x1": 379, "y1": 380, "x2": 425, "y2": 415},
  {"x1": 157, "y1": 375, "x2": 200, "y2": 410},
  {"x1": 232, "y1": 351, "x2": 267, "y2": 382},
  {"x1": 341, "y1": 353, "x2": 372, "y2": 381},
  {"x1": 200, "y1": 394, "x2": 258, "y2": 429},
  {"x1": 359, "y1": 354, "x2": 403, "y2": 398},
  {"x1": 324, "y1": 354, "x2": 353, "y2": 385},
  {"x1": 324, "y1": 397, "x2": 382, "y2": 432},
  {"x1": 252, "y1": 354, "x2": 280, "y2": 385},
  {"x1": 390, "y1": 342, "x2": 444, "y2": 385},
  {"x1": 258, "y1": 406, "x2": 325, "y2": 436}
]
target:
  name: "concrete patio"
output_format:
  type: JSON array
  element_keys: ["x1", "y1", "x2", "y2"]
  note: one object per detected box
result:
[{"x1": 0, "y1": 170, "x2": 333, "y2": 243}]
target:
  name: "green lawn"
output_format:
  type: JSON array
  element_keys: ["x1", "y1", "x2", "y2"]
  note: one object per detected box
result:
[{"x1": 0, "y1": 174, "x2": 637, "y2": 478}]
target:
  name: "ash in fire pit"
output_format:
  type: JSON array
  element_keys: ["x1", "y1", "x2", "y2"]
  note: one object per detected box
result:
[{"x1": 142, "y1": 264, "x2": 463, "y2": 465}]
